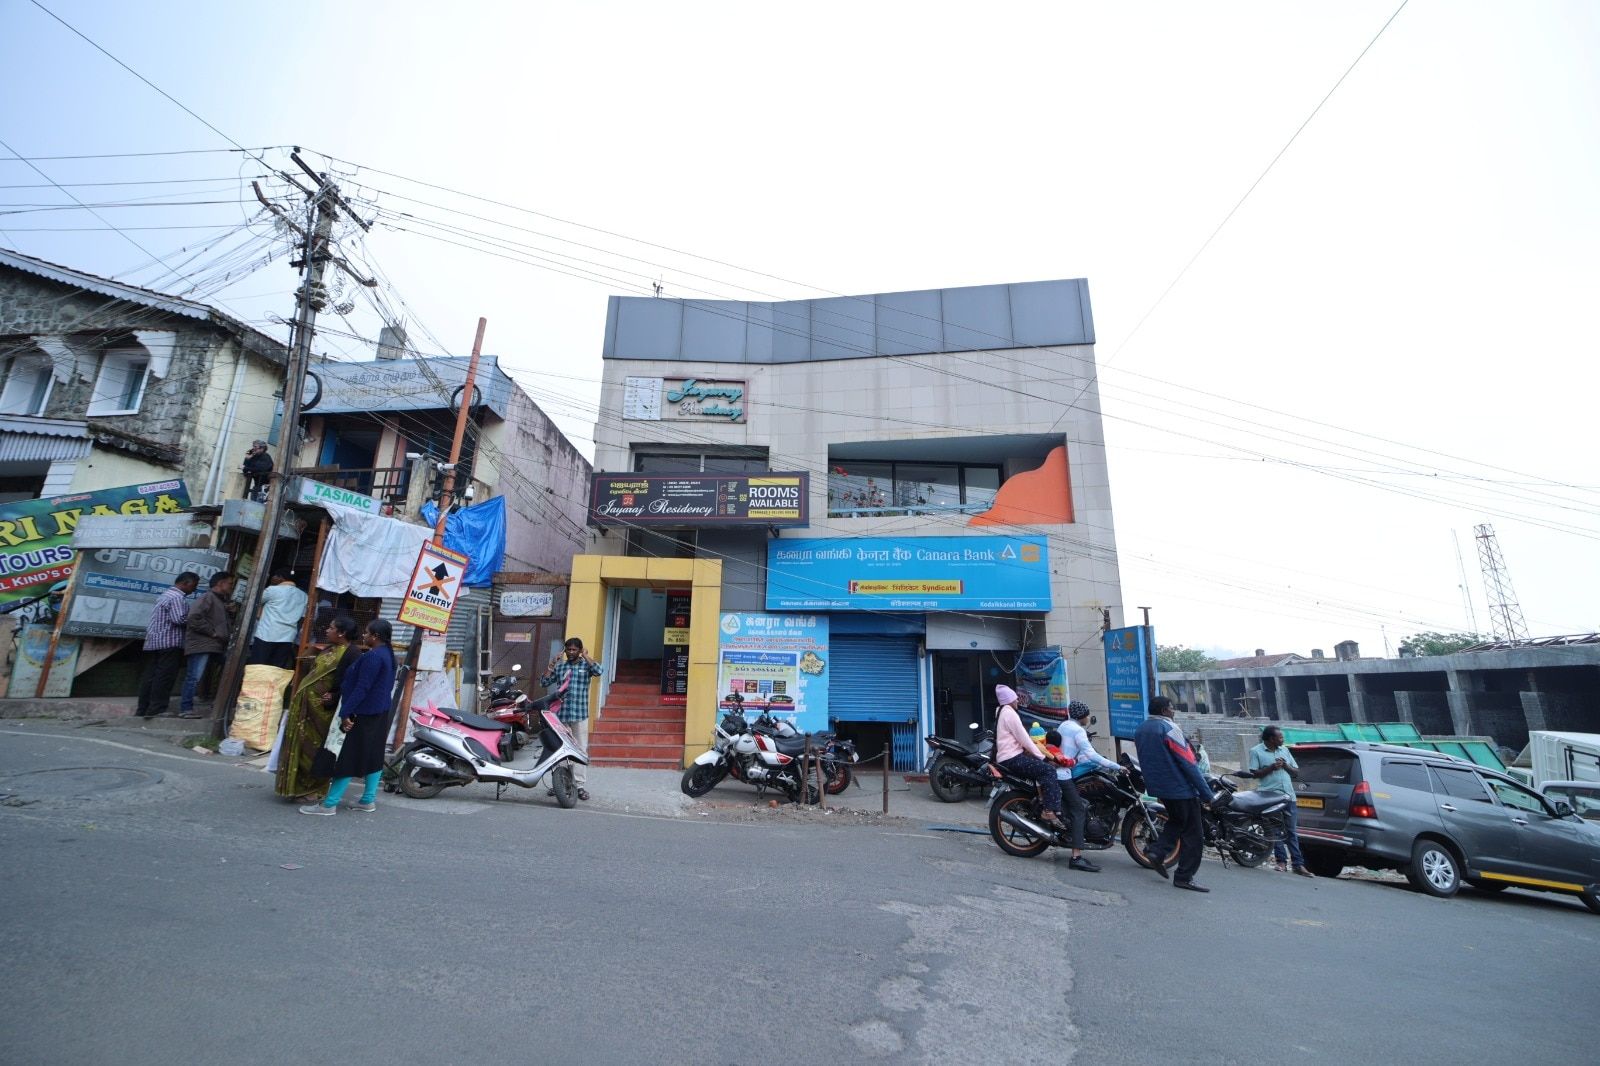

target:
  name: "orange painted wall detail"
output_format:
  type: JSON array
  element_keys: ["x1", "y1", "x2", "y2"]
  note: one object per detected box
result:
[{"x1": 967, "y1": 445, "x2": 1073, "y2": 526}]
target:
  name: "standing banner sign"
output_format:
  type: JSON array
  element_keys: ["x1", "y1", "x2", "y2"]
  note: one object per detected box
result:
[
  {"x1": 397, "y1": 543, "x2": 470, "y2": 634},
  {"x1": 1105, "y1": 626, "x2": 1155, "y2": 740},
  {"x1": 660, "y1": 589, "x2": 691, "y2": 706},
  {"x1": 1016, "y1": 647, "x2": 1070, "y2": 714}
]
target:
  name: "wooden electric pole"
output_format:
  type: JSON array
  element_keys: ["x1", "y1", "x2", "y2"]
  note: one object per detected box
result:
[{"x1": 389, "y1": 317, "x2": 487, "y2": 748}]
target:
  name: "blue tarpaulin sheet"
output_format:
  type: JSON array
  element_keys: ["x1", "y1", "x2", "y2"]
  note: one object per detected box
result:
[{"x1": 420, "y1": 496, "x2": 505, "y2": 587}]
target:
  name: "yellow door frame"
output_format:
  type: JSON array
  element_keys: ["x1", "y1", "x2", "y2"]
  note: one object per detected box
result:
[{"x1": 568, "y1": 554, "x2": 723, "y2": 768}]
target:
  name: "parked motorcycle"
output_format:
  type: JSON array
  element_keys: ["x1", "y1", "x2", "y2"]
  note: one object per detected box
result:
[
  {"x1": 925, "y1": 723, "x2": 997, "y2": 802},
  {"x1": 1119, "y1": 760, "x2": 1293, "y2": 869},
  {"x1": 751, "y1": 710, "x2": 859, "y2": 795},
  {"x1": 680, "y1": 701, "x2": 822, "y2": 804},
  {"x1": 481, "y1": 664, "x2": 560, "y2": 750},
  {"x1": 396, "y1": 681, "x2": 589, "y2": 807},
  {"x1": 988, "y1": 753, "x2": 1170, "y2": 861}
]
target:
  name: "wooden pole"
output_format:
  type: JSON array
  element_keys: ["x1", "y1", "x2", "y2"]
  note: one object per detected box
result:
[
  {"x1": 390, "y1": 317, "x2": 487, "y2": 749},
  {"x1": 31, "y1": 566, "x2": 82, "y2": 698}
]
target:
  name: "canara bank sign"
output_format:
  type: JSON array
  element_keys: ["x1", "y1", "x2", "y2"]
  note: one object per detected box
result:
[
  {"x1": 766, "y1": 536, "x2": 1051, "y2": 612},
  {"x1": 588, "y1": 473, "x2": 809, "y2": 528}
]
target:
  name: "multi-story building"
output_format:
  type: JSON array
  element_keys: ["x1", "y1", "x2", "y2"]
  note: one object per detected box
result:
[{"x1": 565, "y1": 280, "x2": 1124, "y2": 768}]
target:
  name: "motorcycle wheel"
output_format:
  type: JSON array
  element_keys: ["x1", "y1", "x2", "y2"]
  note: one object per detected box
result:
[
  {"x1": 550, "y1": 763, "x2": 577, "y2": 809},
  {"x1": 1228, "y1": 820, "x2": 1271, "y2": 868},
  {"x1": 988, "y1": 792, "x2": 1052, "y2": 858},
  {"x1": 928, "y1": 755, "x2": 972, "y2": 803},
  {"x1": 680, "y1": 761, "x2": 725, "y2": 798},
  {"x1": 1122, "y1": 808, "x2": 1179, "y2": 870},
  {"x1": 824, "y1": 763, "x2": 852, "y2": 796},
  {"x1": 784, "y1": 775, "x2": 821, "y2": 805},
  {"x1": 398, "y1": 762, "x2": 449, "y2": 800}
]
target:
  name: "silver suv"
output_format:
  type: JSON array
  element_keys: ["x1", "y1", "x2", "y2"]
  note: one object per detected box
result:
[{"x1": 1291, "y1": 743, "x2": 1600, "y2": 913}]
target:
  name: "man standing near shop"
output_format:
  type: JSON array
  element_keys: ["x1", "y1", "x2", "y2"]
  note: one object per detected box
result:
[
  {"x1": 1242, "y1": 725, "x2": 1315, "y2": 878},
  {"x1": 1134, "y1": 696, "x2": 1214, "y2": 893},
  {"x1": 242, "y1": 440, "x2": 273, "y2": 501},
  {"x1": 248, "y1": 570, "x2": 308, "y2": 669},
  {"x1": 179, "y1": 572, "x2": 236, "y2": 719},
  {"x1": 541, "y1": 637, "x2": 601, "y2": 802},
  {"x1": 135, "y1": 571, "x2": 199, "y2": 717}
]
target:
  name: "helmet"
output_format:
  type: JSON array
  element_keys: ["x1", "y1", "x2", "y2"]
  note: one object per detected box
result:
[{"x1": 1067, "y1": 700, "x2": 1092, "y2": 721}]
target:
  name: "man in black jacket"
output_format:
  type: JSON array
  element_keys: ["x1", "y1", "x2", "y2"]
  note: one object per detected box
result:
[{"x1": 242, "y1": 440, "x2": 273, "y2": 501}]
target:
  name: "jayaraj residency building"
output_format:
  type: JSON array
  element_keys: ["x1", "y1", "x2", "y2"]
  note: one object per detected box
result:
[{"x1": 562, "y1": 280, "x2": 1125, "y2": 770}]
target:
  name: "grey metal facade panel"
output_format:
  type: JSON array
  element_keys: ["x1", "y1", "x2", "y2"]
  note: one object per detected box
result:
[
  {"x1": 941, "y1": 284, "x2": 1014, "y2": 351},
  {"x1": 603, "y1": 279, "x2": 1094, "y2": 364},
  {"x1": 875, "y1": 288, "x2": 944, "y2": 355},
  {"x1": 311, "y1": 356, "x2": 514, "y2": 419},
  {"x1": 681, "y1": 300, "x2": 749, "y2": 361}
]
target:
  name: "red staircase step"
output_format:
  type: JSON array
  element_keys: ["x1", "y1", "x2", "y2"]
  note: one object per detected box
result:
[
  {"x1": 595, "y1": 757, "x2": 683, "y2": 770},
  {"x1": 593, "y1": 723, "x2": 683, "y2": 739},
  {"x1": 598, "y1": 707, "x2": 682, "y2": 722},
  {"x1": 589, "y1": 741, "x2": 684, "y2": 761}
]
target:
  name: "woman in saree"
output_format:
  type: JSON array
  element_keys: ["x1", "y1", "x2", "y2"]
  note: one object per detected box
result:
[{"x1": 275, "y1": 614, "x2": 361, "y2": 802}]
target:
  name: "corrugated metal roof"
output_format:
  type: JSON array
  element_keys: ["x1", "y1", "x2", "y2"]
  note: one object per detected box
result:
[
  {"x1": 0, "y1": 415, "x2": 92, "y2": 462},
  {"x1": 0, "y1": 414, "x2": 89, "y2": 439},
  {"x1": 0, "y1": 247, "x2": 285, "y2": 361}
]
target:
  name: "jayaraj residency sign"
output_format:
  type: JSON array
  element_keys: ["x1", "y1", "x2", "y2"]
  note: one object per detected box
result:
[
  {"x1": 588, "y1": 473, "x2": 809, "y2": 528},
  {"x1": 622, "y1": 377, "x2": 746, "y2": 423}
]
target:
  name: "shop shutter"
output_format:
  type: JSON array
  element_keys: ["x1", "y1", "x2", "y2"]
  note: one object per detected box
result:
[{"x1": 828, "y1": 634, "x2": 920, "y2": 724}]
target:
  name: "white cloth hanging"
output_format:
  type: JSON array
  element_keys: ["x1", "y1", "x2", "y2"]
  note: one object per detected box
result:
[{"x1": 317, "y1": 507, "x2": 432, "y2": 599}]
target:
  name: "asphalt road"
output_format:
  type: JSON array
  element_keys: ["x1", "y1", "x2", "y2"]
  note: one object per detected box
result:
[{"x1": 2, "y1": 723, "x2": 1595, "y2": 1065}]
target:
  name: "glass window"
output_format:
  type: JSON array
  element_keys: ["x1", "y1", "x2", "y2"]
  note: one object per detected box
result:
[
  {"x1": 87, "y1": 350, "x2": 150, "y2": 416},
  {"x1": 1381, "y1": 760, "x2": 1433, "y2": 793},
  {"x1": 1486, "y1": 779, "x2": 1547, "y2": 814},
  {"x1": 828, "y1": 462, "x2": 892, "y2": 512},
  {"x1": 0, "y1": 355, "x2": 54, "y2": 415},
  {"x1": 1544, "y1": 785, "x2": 1600, "y2": 821},
  {"x1": 963, "y1": 466, "x2": 1001, "y2": 509},
  {"x1": 701, "y1": 455, "x2": 768, "y2": 474},
  {"x1": 1431, "y1": 766, "x2": 1493, "y2": 803},
  {"x1": 1294, "y1": 750, "x2": 1357, "y2": 784},
  {"x1": 635, "y1": 454, "x2": 701, "y2": 473},
  {"x1": 893, "y1": 464, "x2": 960, "y2": 511}
]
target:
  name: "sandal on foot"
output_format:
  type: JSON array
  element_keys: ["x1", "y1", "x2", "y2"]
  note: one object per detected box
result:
[{"x1": 576, "y1": 788, "x2": 590, "y2": 801}]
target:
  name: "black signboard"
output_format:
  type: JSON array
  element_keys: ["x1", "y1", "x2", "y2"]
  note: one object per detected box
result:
[
  {"x1": 588, "y1": 472, "x2": 810, "y2": 528},
  {"x1": 660, "y1": 589, "x2": 692, "y2": 706}
]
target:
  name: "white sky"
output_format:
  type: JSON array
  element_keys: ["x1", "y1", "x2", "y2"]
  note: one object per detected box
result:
[{"x1": 3, "y1": 0, "x2": 1596, "y2": 657}]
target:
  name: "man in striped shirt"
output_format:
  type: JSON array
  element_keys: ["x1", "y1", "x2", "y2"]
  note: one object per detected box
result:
[{"x1": 135, "y1": 571, "x2": 199, "y2": 717}]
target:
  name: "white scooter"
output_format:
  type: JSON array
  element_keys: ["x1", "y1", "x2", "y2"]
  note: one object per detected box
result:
[{"x1": 397, "y1": 692, "x2": 589, "y2": 808}]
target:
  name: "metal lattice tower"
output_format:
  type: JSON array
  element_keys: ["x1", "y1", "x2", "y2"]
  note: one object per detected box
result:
[{"x1": 1474, "y1": 523, "x2": 1529, "y2": 643}]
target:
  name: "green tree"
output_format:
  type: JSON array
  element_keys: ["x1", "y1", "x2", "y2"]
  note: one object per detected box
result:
[
  {"x1": 1157, "y1": 645, "x2": 1217, "y2": 672},
  {"x1": 1398, "y1": 631, "x2": 1484, "y2": 656}
]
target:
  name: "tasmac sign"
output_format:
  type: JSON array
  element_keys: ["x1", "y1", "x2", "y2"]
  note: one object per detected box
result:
[
  {"x1": 765, "y1": 536, "x2": 1051, "y2": 612},
  {"x1": 290, "y1": 476, "x2": 381, "y2": 515}
]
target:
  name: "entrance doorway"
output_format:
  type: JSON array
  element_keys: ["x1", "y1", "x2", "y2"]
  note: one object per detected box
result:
[{"x1": 933, "y1": 651, "x2": 1015, "y2": 738}]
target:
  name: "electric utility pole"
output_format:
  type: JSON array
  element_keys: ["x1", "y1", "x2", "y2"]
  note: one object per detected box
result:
[{"x1": 210, "y1": 175, "x2": 338, "y2": 735}]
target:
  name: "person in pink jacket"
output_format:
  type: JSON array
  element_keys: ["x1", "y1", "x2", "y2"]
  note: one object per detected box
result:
[{"x1": 993, "y1": 685, "x2": 1064, "y2": 830}]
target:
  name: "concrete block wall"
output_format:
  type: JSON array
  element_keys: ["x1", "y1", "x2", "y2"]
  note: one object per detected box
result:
[
  {"x1": 1395, "y1": 691, "x2": 1453, "y2": 736},
  {"x1": 1459, "y1": 693, "x2": 1531, "y2": 752},
  {"x1": 1520, "y1": 690, "x2": 1598, "y2": 734}
]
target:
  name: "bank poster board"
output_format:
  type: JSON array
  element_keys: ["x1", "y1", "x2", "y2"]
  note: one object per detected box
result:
[
  {"x1": 766, "y1": 536, "x2": 1051, "y2": 612},
  {"x1": 63, "y1": 547, "x2": 230, "y2": 639},
  {"x1": 1017, "y1": 647, "x2": 1070, "y2": 713},
  {"x1": 0, "y1": 480, "x2": 190, "y2": 626},
  {"x1": 397, "y1": 543, "x2": 470, "y2": 634},
  {"x1": 1105, "y1": 626, "x2": 1155, "y2": 740},
  {"x1": 717, "y1": 612, "x2": 829, "y2": 732}
]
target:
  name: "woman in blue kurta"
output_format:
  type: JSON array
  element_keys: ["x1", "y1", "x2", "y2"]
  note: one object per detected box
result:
[{"x1": 300, "y1": 619, "x2": 397, "y2": 816}]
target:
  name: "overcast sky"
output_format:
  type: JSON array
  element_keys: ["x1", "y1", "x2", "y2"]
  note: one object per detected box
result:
[{"x1": 4, "y1": 0, "x2": 1596, "y2": 658}]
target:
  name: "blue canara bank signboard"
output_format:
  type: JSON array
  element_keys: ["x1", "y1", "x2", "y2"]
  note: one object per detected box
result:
[
  {"x1": 1104, "y1": 626, "x2": 1154, "y2": 740},
  {"x1": 765, "y1": 536, "x2": 1052, "y2": 612}
]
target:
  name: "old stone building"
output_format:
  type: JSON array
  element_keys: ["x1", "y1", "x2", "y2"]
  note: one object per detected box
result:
[{"x1": 0, "y1": 247, "x2": 286, "y2": 504}]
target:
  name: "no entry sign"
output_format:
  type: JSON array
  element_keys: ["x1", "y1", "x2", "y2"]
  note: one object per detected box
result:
[{"x1": 397, "y1": 542, "x2": 470, "y2": 633}]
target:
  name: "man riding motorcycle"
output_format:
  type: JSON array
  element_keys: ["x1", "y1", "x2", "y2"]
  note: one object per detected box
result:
[{"x1": 1045, "y1": 700, "x2": 1121, "y2": 873}]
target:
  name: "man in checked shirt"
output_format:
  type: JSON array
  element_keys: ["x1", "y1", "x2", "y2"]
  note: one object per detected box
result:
[
  {"x1": 541, "y1": 637, "x2": 602, "y2": 801},
  {"x1": 135, "y1": 571, "x2": 200, "y2": 717}
]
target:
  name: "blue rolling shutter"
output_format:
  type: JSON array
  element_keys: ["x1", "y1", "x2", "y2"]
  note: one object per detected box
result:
[{"x1": 829, "y1": 635, "x2": 920, "y2": 724}]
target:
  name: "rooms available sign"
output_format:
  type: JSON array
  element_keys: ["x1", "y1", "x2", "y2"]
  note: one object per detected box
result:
[{"x1": 588, "y1": 473, "x2": 809, "y2": 528}]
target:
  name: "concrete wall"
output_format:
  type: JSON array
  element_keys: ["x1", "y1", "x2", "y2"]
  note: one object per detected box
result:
[
  {"x1": 1522, "y1": 690, "x2": 1596, "y2": 733},
  {"x1": 480, "y1": 385, "x2": 592, "y2": 576},
  {"x1": 1395, "y1": 691, "x2": 1454, "y2": 736}
]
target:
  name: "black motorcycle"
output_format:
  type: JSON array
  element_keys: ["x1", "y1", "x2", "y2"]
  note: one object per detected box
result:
[
  {"x1": 1122, "y1": 766, "x2": 1294, "y2": 869},
  {"x1": 925, "y1": 723, "x2": 996, "y2": 803},
  {"x1": 988, "y1": 755, "x2": 1169, "y2": 860},
  {"x1": 750, "y1": 710, "x2": 858, "y2": 796}
]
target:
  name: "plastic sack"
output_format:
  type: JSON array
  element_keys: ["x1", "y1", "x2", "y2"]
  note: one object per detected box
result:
[{"x1": 229, "y1": 664, "x2": 294, "y2": 751}]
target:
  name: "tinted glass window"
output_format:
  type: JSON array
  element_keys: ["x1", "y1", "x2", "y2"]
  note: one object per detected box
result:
[
  {"x1": 1544, "y1": 785, "x2": 1600, "y2": 821},
  {"x1": 1431, "y1": 766, "x2": 1492, "y2": 803},
  {"x1": 1381, "y1": 761, "x2": 1433, "y2": 792},
  {"x1": 1295, "y1": 750, "x2": 1358, "y2": 785},
  {"x1": 1486, "y1": 779, "x2": 1547, "y2": 814},
  {"x1": 635, "y1": 454, "x2": 701, "y2": 473}
]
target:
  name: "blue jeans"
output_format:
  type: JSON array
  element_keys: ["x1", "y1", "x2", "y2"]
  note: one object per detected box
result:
[
  {"x1": 180, "y1": 652, "x2": 213, "y2": 713},
  {"x1": 1273, "y1": 798, "x2": 1305, "y2": 867}
]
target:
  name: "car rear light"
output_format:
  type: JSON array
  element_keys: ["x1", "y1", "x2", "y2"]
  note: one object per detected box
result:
[{"x1": 1350, "y1": 780, "x2": 1377, "y2": 819}]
